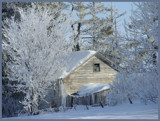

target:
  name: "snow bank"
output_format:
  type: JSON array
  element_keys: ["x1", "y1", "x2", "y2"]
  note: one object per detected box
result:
[
  {"x1": 77, "y1": 83, "x2": 110, "y2": 96},
  {"x1": 60, "y1": 50, "x2": 96, "y2": 78}
]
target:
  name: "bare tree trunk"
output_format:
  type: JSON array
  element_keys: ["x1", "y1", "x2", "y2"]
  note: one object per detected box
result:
[
  {"x1": 30, "y1": 87, "x2": 34, "y2": 115},
  {"x1": 37, "y1": 95, "x2": 41, "y2": 110}
]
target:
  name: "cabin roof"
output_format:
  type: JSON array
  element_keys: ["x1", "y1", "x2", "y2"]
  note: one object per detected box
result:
[
  {"x1": 59, "y1": 50, "x2": 96, "y2": 78},
  {"x1": 77, "y1": 83, "x2": 110, "y2": 96},
  {"x1": 59, "y1": 50, "x2": 121, "y2": 79}
]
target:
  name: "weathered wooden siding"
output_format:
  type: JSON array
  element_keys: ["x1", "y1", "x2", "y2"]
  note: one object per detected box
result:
[
  {"x1": 93, "y1": 89, "x2": 110, "y2": 105},
  {"x1": 66, "y1": 89, "x2": 110, "y2": 107},
  {"x1": 63, "y1": 55, "x2": 117, "y2": 95}
]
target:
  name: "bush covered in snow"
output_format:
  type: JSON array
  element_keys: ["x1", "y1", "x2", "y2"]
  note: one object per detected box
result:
[{"x1": 106, "y1": 70, "x2": 158, "y2": 106}]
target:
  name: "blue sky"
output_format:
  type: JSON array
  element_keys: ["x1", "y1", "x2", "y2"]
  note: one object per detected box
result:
[
  {"x1": 112, "y1": 2, "x2": 133, "y2": 18},
  {"x1": 111, "y1": 2, "x2": 133, "y2": 34},
  {"x1": 64, "y1": 2, "x2": 134, "y2": 35}
]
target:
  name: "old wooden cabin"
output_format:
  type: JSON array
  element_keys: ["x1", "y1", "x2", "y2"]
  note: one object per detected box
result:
[{"x1": 40, "y1": 50, "x2": 121, "y2": 109}]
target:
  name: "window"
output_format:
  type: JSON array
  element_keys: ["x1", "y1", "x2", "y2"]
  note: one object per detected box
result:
[{"x1": 93, "y1": 63, "x2": 100, "y2": 72}]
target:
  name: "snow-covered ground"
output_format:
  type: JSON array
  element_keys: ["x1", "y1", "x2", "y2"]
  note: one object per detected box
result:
[{"x1": 6, "y1": 100, "x2": 158, "y2": 119}]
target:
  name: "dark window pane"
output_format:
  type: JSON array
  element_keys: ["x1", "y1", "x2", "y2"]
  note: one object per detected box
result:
[{"x1": 93, "y1": 63, "x2": 100, "y2": 72}]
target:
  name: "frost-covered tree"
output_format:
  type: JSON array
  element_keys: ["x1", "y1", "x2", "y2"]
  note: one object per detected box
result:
[
  {"x1": 69, "y1": 2, "x2": 108, "y2": 51},
  {"x1": 82, "y1": 2, "x2": 125, "y2": 61},
  {"x1": 2, "y1": 2, "x2": 32, "y2": 117},
  {"x1": 68, "y1": 2, "x2": 125, "y2": 57},
  {"x1": 119, "y1": 2, "x2": 158, "y2": 71},
  {"x1": 106, "y1": 2, "x2": 158, "y2": 106},
  {"x1": 128, "y1": 2, "x2": 158, "y2": 66},
  {"x1": 2, "y1": 49, "x2": 26, "y2": 117},
  {"x1": 2, "y1": 3, "x2": 74, "y2": 116},
  {"x1": 83, "y1": 2, "x2": 107, "y2": 50},
  {"x1": 2, "y1": 2, "x2": 32, "y2": 21},
  {"x1": 35, "y1": 2, "x2": 69, "y2": 20},
  {"x1": 100, "y1": 3, "x2": 126, "y2": 64},
  {"x1": 69, "y1": 2, "x2": 88, "y2": 51}
]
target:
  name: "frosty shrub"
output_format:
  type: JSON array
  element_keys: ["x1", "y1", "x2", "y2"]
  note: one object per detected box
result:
[{"x1": 106, "y1": 70, "x2": 158, "y2": 106}]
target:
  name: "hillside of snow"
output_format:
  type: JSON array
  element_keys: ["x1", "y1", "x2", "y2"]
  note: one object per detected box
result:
[{"x1": 6, "y1": 100, "x2": 158, "y2": 119}]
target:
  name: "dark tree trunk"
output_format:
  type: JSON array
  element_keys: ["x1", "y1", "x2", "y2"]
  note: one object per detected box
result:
[
  {"x1": 37, "y1": 95, "x2": 41, "y2": 110},
  {"x1": 99, "y1": 101, "x2": 104, "y2": 108},
  {"x1": 30, "y1": 88, "x2": 34, "y2": 115},
  {"x1": 128, "y1": 98, "x2": 133, "y2": 104}
]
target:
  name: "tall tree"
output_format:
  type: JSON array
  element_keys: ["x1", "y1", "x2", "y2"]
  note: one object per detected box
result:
[
  {"x1": 128, "y1": 2, "x2": 158, "y2": 66},
  {"x1": 69, "y1": 2, "x2": 88, "y2": 51},
  {"x1": 69, "y1": 2, "x2": 125, "y2": 57},
  {"x1": 100, "y1": 3, "x2": 126, "y2": 64},
  {"x1": 83, "y1": 2, "x2": 107, "y2": 50},
  {"x1": 81, "y1": 2, "x2": 125, "y2": 61}
]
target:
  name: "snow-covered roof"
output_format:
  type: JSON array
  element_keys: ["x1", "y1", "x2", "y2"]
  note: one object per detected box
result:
[
  {"x1": 77, "y1": 83, "x2": 110, "y2": 96},
  {"x1": 60, "y1": 50, "x2": 96, "y2": 78}
]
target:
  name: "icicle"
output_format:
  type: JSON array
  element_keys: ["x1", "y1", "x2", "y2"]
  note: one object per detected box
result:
[
  {"x1": 91, "y1": 93, "x2": 95, "y2": 105},
  {"x1": 60, "y1": 79, "x2": 66, "y2": 107}
]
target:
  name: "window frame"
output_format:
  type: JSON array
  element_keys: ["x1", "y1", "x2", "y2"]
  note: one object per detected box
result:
[{"x1": 93, "y1": 63, "x2": 100, "y2": 72}]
